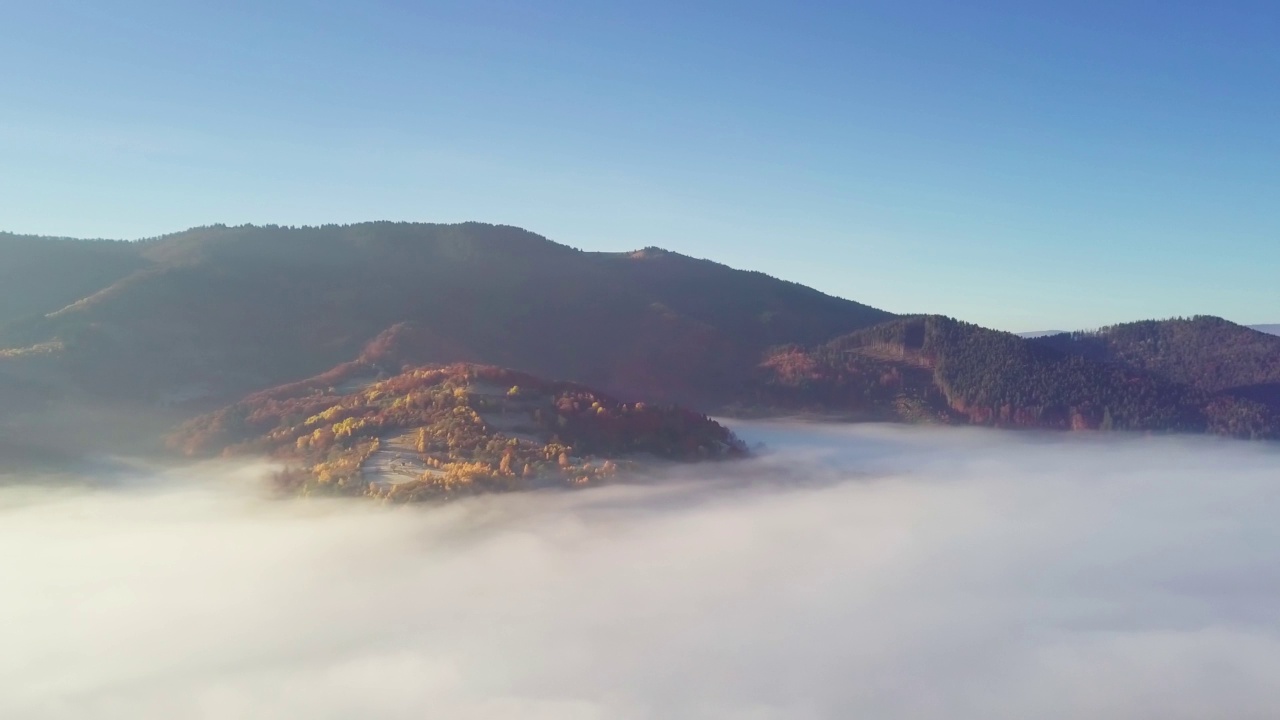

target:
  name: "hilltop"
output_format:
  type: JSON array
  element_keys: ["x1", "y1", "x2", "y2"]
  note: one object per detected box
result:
[{"x1": 174, "y1": 362, "x2": 746, "y2": 501}]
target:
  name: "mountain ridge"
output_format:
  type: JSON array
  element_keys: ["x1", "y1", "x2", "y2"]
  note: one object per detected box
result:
[
  {"x1": 0, "y1": 222, "x2": 892, "y2": 432},
  {"x1": 1, "y1": 222, "x2": 1277, "y2": 450}
]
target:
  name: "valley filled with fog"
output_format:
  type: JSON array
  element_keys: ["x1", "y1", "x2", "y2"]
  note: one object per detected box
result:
[{"x1": 4, "y1": 423, "x2": 1280, "y2": 719}]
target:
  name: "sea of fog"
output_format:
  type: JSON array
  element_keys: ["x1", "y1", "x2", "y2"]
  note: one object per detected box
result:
[{"x1": 4, "y1": 422, "x2": 1280, "y2": 719}]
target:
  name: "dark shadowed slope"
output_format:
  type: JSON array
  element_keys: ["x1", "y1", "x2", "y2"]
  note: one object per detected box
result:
[
  {"x1": 0, "y1": 223, "x2": 893, "y2": 416},
  {"x1": 751, "y1": 315, "x2": 1280, "y2": 439},
  {"x1": 1031, "y1": 317, "x2": 1280, "y2": 407},
  {"x1": 0, "y1": 233, "x2": 147, "y2": 330}
]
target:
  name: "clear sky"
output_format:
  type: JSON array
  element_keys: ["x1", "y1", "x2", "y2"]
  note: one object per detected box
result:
[{"x1": 2, "y1": 1, "x2": 1277, "y2": 331}]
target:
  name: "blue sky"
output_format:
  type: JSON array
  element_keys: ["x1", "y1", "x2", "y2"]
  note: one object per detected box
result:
[{"x1": 2, "y1": 1, "x2": 1277, "y2": 330}]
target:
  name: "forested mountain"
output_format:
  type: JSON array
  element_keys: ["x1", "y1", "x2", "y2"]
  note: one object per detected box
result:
[
  {"x1": 751, "y1": 315, "x2": 1280, "y2": 439},
  {"x1": 1031, "y1": 317, "x2": 1280, "y2": 407},
  {"x1": 2, "y1": 223, "x2": 1278, "y2": 449},
  {"x1": 0, "y1": 222, "x2": 892, "y2": 422}
]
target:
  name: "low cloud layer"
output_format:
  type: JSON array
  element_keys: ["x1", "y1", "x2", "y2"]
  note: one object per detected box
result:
[{"x1": 3, "y1": 423, "x2": 1280, "y2": 719}]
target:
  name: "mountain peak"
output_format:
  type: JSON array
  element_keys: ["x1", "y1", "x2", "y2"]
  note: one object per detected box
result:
[{"x1": 627, "y1": 246, "x2": 681, "y2": 260}]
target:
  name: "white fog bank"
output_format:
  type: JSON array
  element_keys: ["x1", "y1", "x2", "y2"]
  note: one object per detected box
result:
[{"x1": 3, "y1": 424, "x2": 1280, "y2": 719}]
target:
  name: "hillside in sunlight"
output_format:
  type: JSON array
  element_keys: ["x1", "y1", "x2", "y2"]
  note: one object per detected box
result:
[{"x1": 173, "y1": 361, "x2": 746, "y2": 502}]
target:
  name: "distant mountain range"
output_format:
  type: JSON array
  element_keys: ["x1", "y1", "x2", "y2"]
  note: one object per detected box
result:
[
  {"x1": 2, "y1": 222, "x2": 1278, "y2": 456},
  {"x1": 1252, "y1": 324, "x2": 1280, "y2": 336}
]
